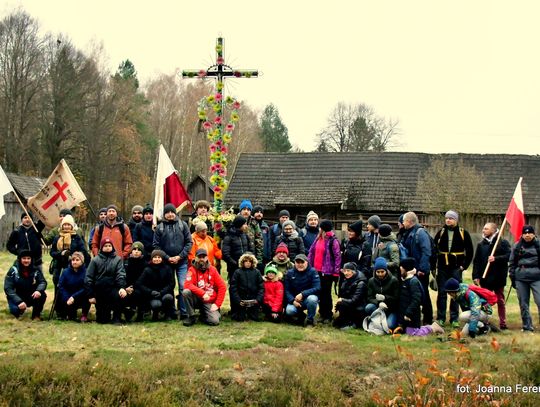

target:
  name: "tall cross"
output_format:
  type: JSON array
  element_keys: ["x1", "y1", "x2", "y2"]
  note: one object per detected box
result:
[
  {"x1": 42, "y1": 181, "x2": 68, "y2": 210},
  {"x1": 182, "y1": 37, "x2": 258, "y2": 218}
]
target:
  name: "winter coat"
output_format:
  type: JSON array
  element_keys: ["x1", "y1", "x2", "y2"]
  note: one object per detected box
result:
[
  {"x1": 152, "y1": 217, "x2": 192, "y2": 262},
  {"x1": 125, "y1": 256, "x2": 147, "y2": 288},
  {"x1": 222, "y1": 227, "x2": 253, "y2": 278},
  {"x1": 50, "y1": 233, "x2": 89, "y2": 269},
  {"x1": 283, "y1": 265, "x2": 321, "y2": 304},
  {"x1": 4, "y1": 261, "x2": 47, "y2": 305},
  {"x1": 85, "y1": 250, "x2": 126, "y2": 297},
  {"x1": 230, "y1": 264, "x2": 264, "y2": 305},
  {"x1": 257, "y1": 219, "x2": 272, "y2": 262},
  {"x1": 273, "y1": 232, "x2": 305, "y2": 260},
  {"x1": 472, "y1": 234, "x2": 511, "y2": 289},
  {"x1": 453, "y1": 283, "x2": 490, "y2": 334},
  {"x1": 91, "y1": 220, "x2": 133, "y2": 260},
  {"x1": 184, "y1": 264, "x2": 227, "y2": 307},
  {"x1": 401, "y1": 225, "x2": 432, "y2": 275},
  {"x1": 245, "y1": 217, "x2": 263, "y2": 263},
  {"x1": 189, "y1": 233, "x2": 222, "y2": 266},
  {"x1": 58, "y1": 265, "x2": 87, "y2": 304},
  {"x1": 372, "y1": 233, "x2": 400, "y2": 275},
  {"x1": 132, "y1": 220, "x2": 155, "y2": 258},
  {"x1": 266, "y1": 256, "x2": 293, "y2": 279},
  {"x1": 398, "y1": 273, "x2": 423, "y2": 328},
  {"x1": 308, "y1": 233, "x2": 341, "y2": 276},
  {"x1": 263, "y1": 278, "x2": 284, "y2": 313},
  {"x1": 7, "y1": 225, "x2": 44, "y2": 265},
  {"x1": 434, "y1": 225, "x2": 474, "y2": 271},
  {"x1": 301, "y1": 225, "x2": 319, "y2": 252},
  {"x1": 128, "y1": 219, "x2": 141, "y2": 235},
  {"x1": 341, "y1": 237, "x2": 372, "y2": 277},
  {"x1": 367, "y1": 272, "x2": 400, "y2": 313},
  {"x1": 509, "y1": 238, "x2": 540, "y2": 283},
  {"x1": 338, "y1": 271, "x2": 368, "y2": 310},
  {"x1": 136, "y1": 263, "x2": 175, "y2": 299}
]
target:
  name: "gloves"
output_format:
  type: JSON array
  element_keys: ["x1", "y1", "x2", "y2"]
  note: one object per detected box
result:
[
  {"x1": 376, "y1": 294, "x2": 385, "y2": 301},
  {"x1": 378, "y1": 302, "x2": 388, "y2": 310},
  {"x1": 151, "y1": 291, "x2": 160, "y2": 299}
]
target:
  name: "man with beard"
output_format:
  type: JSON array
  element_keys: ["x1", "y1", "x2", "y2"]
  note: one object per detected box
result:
[
  {"x1": 91, "y1": 205, "x2": 133, "y2": 260},
  {"x1": 128, "y1": 205, "x2": 144, "y2": 235},
  {"x1": 7, "y1": 213, "x2": 45, "y2": 272},
  {"x1": 132, "y1": 205, "x2": 155, "y2": 261}
]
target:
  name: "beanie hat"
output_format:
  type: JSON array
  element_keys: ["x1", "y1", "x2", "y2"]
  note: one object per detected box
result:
[
  {"x1": 320, "y1": 219, "x2": 333, "y2": 232},
  {"x1": 306, "y1": 211, "x2": 319, "y2": 222},
  {"x1": 445, "y1": 210, "x2": 459, "y2": 221},
  {"x1": 368, "y1": 215, "x2": 382, "y2": 229},
  {"x1": 398, "y1": 214, "x2": 405, "y2": 224},
  {"x1": 99, "y1": 207, "x2": 107, "y2": 215},
  {"x1": 264, "y1": 264, "x2": 278, "y2": 276},
  {"x1": 278, "y1": 209, "x2": 290, "y2": 218},
  {"x1": 373, "y1": 257, "x2": 388, "y2": 271},
  {"x1": 163, "y1": 203, "x2": 176, "y2": 216},
  {"x1": 232, "y1": 215, "x2": 247, "y2": 229},
  {"x1": 348, "y1": 220, "x2": 363, "y2": 236},
  {"x1": 20, "y1": 212, "x2": 29, "y2": 221},
  {"x1": 100, "y1": 237, "x2": 114, "y2": 250},
  {"x1": 131, "y1": 241, "x2": 144, "y2": 253},
  {"x1": 253, "y1": 205, "x2": 263, "y2": 214},
  {"x1": 195, "y1": 200, "x2": 211, "y2": 210},
  {"x1": 239, "y1": 199, "x2": 253, "y2": 211},
  {"x1": 444, "y1": 278, "x2": 460, "y2": 292},
  {"x1": 378, "y1": 224, "x2": 392, "y2": 238},
  {"x1": 276, "y1": 242, "x2": 289, "y2": 255},
  {"x1": 59, "y1": 208, "x2": 72, "y2": 217},
  {"x1": 70, "y1": 251, "x2": 85, "y2": 263},
  {"x1": 61, "y1": 214, "x2": 75, "y2": 228},
  {"x1": 151, "y1": 249, "x2": 166, "y2": 259},
  {"x1": 132, "y1": 205, "x2": 143, "y2": 213},
  {"x1": 195, "y1": 221, "x2": 208, "y2": 232},
  {"x1": 522, "y1": 225, "x2": 535, "y2": 234},
  {"x1": 17, "y1": 249, "x2": 33, "y2": 259},
  {"x1": 142, "y1": 204, "x2": 153, "y2": 215},
  {"x1": 106, "y1": 204, "x2": 118, "y2": 213},
  {"x1": 343, "y1": 262, "x2": 357, "y2": 272},
  {"x1": 400, "y1": 257, "x2": 416, "y2": 272},
  {"x1": 282, "y1": 220, "x2": 295, "y2": 230},
  {"x1": 195, "y1": 248, "x2": 208, "y2": 257}
]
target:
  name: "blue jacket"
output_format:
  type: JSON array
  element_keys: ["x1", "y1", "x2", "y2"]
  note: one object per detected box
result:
[
  {"x1": 301, "y1": 226, "x2": 319, "y2": 252},
  {"x1": 58, "y1": 265, "x2": 87, "y2": 303},
  {"x1": 132, "y1": 220, "x2": 155, "y2": 258},
  {"x1": 402, "y1": 225, "x2": 432, "y2": 275},
  {"x1": 258, "y1": 220, "x2": 272, "y2": 262},
  {"x1": 283, "y1": 265, "x2": 321, "y2": 304}
]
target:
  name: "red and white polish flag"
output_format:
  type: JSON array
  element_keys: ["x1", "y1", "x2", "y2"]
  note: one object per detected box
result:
[
  {"x1": 153, "y1": 145, "x2": 192, "y2": 223},
  {"x1": 505, "y1": 177, "x2": 525, "y2": 242},
  {"x1": 0, "y1": 164, "x2": 15, "y2": 219}
]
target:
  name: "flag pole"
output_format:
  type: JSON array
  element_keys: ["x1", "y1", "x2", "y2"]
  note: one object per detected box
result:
[
  {"x1": 12, "y1": 188, "x2": 48, "y2": 248},
  {"x1": 482, "y1": 217, "x2": 508, "y2": 279}
]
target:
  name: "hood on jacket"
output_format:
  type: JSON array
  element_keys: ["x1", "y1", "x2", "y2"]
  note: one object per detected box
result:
[{"x1": 238, "y1": 252, "x2": 258, "y2": 268}]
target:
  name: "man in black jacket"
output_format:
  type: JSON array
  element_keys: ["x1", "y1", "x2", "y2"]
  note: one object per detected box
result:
[
  {"x1": 472, "y1": 222, "x2": 511, "y2": 330},
  {"x1": 7, "y1": 213, "x2": 45, "y2": 272}
]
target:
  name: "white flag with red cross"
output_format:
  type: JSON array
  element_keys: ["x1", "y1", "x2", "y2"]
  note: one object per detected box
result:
[{"x1": 27, "y1": 159, "x2": 87, "y2": 228}]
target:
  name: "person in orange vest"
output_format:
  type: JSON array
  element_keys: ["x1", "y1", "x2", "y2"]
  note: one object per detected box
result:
[{"x1": 188, "y1": 222, "x2": 222, "y2": 267}]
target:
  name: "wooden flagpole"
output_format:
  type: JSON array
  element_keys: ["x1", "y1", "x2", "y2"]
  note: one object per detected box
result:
[
  {"x1": 482, "y1": 218, "x2": 507, "y2": 279},
  {"x1": 12, "y1": 189, "x2": 47, "y2": 248}
]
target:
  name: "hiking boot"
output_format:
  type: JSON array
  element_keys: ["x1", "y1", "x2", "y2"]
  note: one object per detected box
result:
[
  {"x1": 451, "y1": 321, "x2": 460, "y2": 329},
  {"x1": 183, "y1": 316, "x2": 196, "y2": 327},
  {"x1": 304, "y1": 318, "x2": 315, "y2": 327},
  {"x1": 478, "y1": 324, "x2": 490, "y2": 335},
  {"x1": 500, "y1": 325, "x2": 508, "y2": 330},
  {"x1": 151, "y1": 311, "x2": 160, "y2": 322},
  {"x1": 430, "y1": 321, "x2": 445, "y2": 334}
]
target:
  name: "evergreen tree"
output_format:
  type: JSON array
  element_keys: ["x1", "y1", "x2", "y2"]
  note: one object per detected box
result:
[{"x1": 260, "y1": 104, "x2": 292, "y2": 152}]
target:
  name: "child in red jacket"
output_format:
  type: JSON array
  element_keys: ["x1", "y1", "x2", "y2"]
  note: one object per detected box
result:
[{"x1": 262, "y1": 264, "x2": 284, "y2": 322}]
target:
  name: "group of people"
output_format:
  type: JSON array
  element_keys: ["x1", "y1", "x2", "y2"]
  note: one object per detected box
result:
[{"x1": 4, "y1": 200, "x2": 540, "y2": 338}]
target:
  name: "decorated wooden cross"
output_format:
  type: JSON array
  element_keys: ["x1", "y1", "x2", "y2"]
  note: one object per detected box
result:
[{"x1": 182, "y1": 37, "x2": 258, "y2": 234}]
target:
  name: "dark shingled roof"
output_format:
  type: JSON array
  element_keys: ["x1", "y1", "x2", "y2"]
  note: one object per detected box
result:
[
  {"x1": 6, "y1": 173, "x2": 45, "y2": 200},
  {"x1": 225, "y1": 152, "x2": 540, "y2": 214}
]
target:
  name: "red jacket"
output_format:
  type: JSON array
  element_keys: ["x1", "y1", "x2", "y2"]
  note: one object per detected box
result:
[
  {"x1": 184, "y1": 264, "x2": 226, "y2": 308},
  {"x1": 263, "y1": 279, "x2": 284, "y2": 313}
]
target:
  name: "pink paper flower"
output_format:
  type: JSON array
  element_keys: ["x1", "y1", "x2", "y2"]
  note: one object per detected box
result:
[
  {"x1": 218, "y1": 168, "x2": 227, "y2": 176},
  {"x1": 203, "y1": 121, "x2": 212, "y2": 130},
  {"x1": 198, "y1": 70, "x2": 207, "y2": 78},
  {"x1": 215, "y1": 140, "x2": 223, "y2": 147},
  {"x1": 217, "y1": 57, "x2": 224, "y2": 65},
  {"x1": 215, "y1": 93, "x2": 223, "y2": 102},
  {"x1": 221, "y1": 146, "x2": 228, "y2": 154},
  {"x1": 214, "y1": 116, "x2": 222, "y2": 125},
  {"x1": 233, "y1": 101, "x2": 241, "y2": 109},
  {"x1": 214, "y1": 186, "x2": 222, "y2": 193},
  {"x1": 209, "y1": 144, "x2": 217, "y2": 152},
  {"x1": 234, "y1": 71, "x2": 241, "y2": 78},
  {"x1": 226, "y1": 123, "x2": 235, "y2": 132}
]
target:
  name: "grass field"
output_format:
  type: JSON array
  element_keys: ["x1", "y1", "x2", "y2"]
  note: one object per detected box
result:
[{"x1": 0, "y1": 251, "x2": 539, "y2": 406}]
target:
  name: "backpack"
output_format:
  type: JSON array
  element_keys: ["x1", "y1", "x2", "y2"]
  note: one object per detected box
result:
[
  {"x1": 362, "y1": 307, "x2": 390, "y2": 335},
  {"x1": 465, "y1": 284, "x2": 497, "y2": 305},
  {"x1": 388, "y1": 241, "x2": 409, "y2": 261}
]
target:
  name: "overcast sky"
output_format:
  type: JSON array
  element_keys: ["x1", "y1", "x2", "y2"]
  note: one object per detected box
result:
[{"x1": 4, "y1": 0, "x2": 540, "y2": 154}]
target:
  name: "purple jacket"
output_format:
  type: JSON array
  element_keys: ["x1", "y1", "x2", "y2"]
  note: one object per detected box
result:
[{"x1": 308, "y1": 233, "x2": 342, "y2": 277}]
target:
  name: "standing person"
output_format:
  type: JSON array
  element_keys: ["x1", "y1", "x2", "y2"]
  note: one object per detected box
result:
[
  {"x1": 308, "y1": 219, "x2": 341, "y2": 323},
  {"x1": 189, "y1": 200, "x2": 213, "y2": 234},
  {"x1": 333, "y1": 262, "x2": 368, "y2": 329},
  {"x1": 88, "y1": 208, "x2": 107, "y2": 248},
  {"x1": 153, "y1": 203, "x2": 192, "y2": 320},
  {"x1": 4, "y1": 250, "x2": 47, "y2": 320},
  {"x1": 365, "y1": 258, "x2": 400, "y2": 330},
  {"x1": 229, "y1": 252, "x2": 264, "y2": 322},
  {"x1": 182, "y1": 248, "x2": 227, "y2": 326},
  {"x1": 341, "y1": 220, "x2": 372, "y2": 277},
  {"x1": 266, "y1": 242, "x2": 293, "y2": 278},
  {"x1": 136, "y1": 250, "x2": 176, "y2": 321},
  {"x1": 396, "y1": 214, "x2": 406, "y2": 243},
  {"x1": 128, "y1": 205, "x2": 144, "y2": 235},
  {"x1": 269, "y1": 209, "x2": 291, "y2": 246},
  {"x1": 43, "y1": 208, "x2": 84, "y2": 245},
  {"x1": 372, "y1": 224, "x2": 400, "y2": 278},
  {"x1": 262, "y1": 264, "x2": 284, "y2": 322},
  {"x1": 301, "y1": 211, "x2": 320, "y2": 252},
  {"x1": 85, "y1": 237, "x2": 127, "y2": 324},
  {"x1": 124, "y1": 242, "x2": 147, "y2": 322},
  {"x1": 434, "y1": 210, "x2": 474, "y2": 328},
  {"x1": 273, "y1": 220, "x2": 305, "y2": 260},
  {"x1": 283, "y1": 254, "x2": 321, "y2": 326},
  {"x1": 132, "y1": 205, "x2": 155, "y2": 261},
  {"x1": 253, "y1": 205, "x2": 271, "y2": 267},
  {"x1": 365, "y1": 215, "x2": 382, "y2": 253},
  {"x1": 472, "y1": 222, "x2": 511, "y2": 330},
  {"x1": 239, "y1": 199, "x2": 264, "y2": 270},
  {"x1": 7, "y1": 212, "x2": 45, "y2": 272},
  {"x1": 189, "y1": 222, "x2": 222, "y2": 268},
  {"x1": 91, "y1": 204, "x2": 133, "y2": 260},
  {"x1": 57, "y1": 252, "x2": 90, "y2": 322},
  {"x1": 401, "y1": 211, "x2": 434, "y2": 325},
  {"x1": 509, "y1": 225, "x2": 540, "y2": 333},
  {"x1": 221, "y1": 215, "x2": 253, "y2": 281}
]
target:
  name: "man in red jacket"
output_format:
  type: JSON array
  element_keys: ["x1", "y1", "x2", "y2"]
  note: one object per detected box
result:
[{"x1": 182, "y1": 248, "x2": 226, "y2": 326}]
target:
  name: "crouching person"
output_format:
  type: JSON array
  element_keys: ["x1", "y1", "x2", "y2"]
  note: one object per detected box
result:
[
  {"x1": 262, "y1": 264, "x2": 284, "y2": 322},
  {"x1": 284, "y1": 254, "x2": 320, "y2": 326},
  {"x1": 230, "y1": 253, "x2": 264, "y2": 322},
  {"x1": 4, "y1": 250, "x2": 47, "y2": 320},
  {"x1": 365, "y1": 257, "x2": 399, "y2": 331},
  {"x1": 85, "y1": 238, "x2": 127, "y2": 324},
  {"x1": 182, "y1": 249, "x2": 227, "y2": 326},
  {"x1": 137, "y1": 250, "x2": 176, "y2": 321},
  {"x1": 57, "y1": 252, "x2": 90, "y2": 322},
  {"x1": 333, "y1": 262, "x2": 368, "y2": 329}
]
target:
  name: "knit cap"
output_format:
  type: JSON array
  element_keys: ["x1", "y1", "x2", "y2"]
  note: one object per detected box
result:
[
  {"x1": 70, "y1": 251, "x2": 85, "y2": 263},
  {"x1": 368, "y1": 215, "x2": 382, "y2": 229},
  {"x1": 253, "y1": 205, "x2": 264, "y2": 214},
  {"x1": 195, "y1": 221, "x2": 208, "y2": 232},
  {"x1": 265, "y1": 264, "x2": 278, "y2": 276},
  {"x1": 320, "y1": 219, "x2": 333, "y2": 232},
  {"x1": 378, "y1": 224, "x2": 392, "y2": 238},
  {"x1": 445, "y1": 210, "x2": 459, "y2": 221},
  {"x1": 131, "y1": 241, "x2": 144, "y2": 252},
  {"x1": 275, "y1": 242, "x2": 289, "y2": 255},
  {"x1": 522, "y1": 225, "x2": 535, "y2": 234},
  {"x1": 151, "y1": 249, "x2": 166, "y2": 259},
  {"x1": 100, "y1": 237, "x2": 114, "y2": 250},
  {"x1": 444, "y1": 278, "x2": 460, "y2": 292},
  {"x1": 106, "y1": 204, "x2": 118, "y2": 213},
  {"x1": 306, "y1": 210, "x2": 319, "y2": 221},
  {"x1": 163, "y1": 203, "x2": 176, "y2": 216},
  {"x1": 239, "y1": 199, "x2": 253, "y2": 211},
  {"x1": 61, "y1": 214, "x2": 75, "y2": 228},
  {"x1": 342, "y1": 262, "x2": 357, "y2": 272},
  {"x1": 282, "y1": 220, "x2": 295, "y2": 230},
  {"x1": 142, "y1": 204, "x2": 154, "y2": 215},
  {"x1": 348, "y1": 220, "x2": 363, "y2": 236},
  {"x1": 232, "y1": 215, "x2": 247, "y2": 229},
  {"x1": 400, "y1": 257, "x2": 415, "y2": 272},
  {"x1": 373, "y1": 257, "x2": 388, "y2": 271},
  {"x1": 132, "y1": 205, "x2": 143, "y2": 213},
  {"x1": 278, "y1": 209, "x2": 290, "y2": 218}
]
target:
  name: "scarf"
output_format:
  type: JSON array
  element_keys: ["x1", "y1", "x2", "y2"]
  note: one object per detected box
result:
[{"x1": 57, "y1": 230, "x2": 76, "y2": 251}]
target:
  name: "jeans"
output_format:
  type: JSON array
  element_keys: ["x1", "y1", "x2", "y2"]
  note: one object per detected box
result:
[
  {"x1": 365, "y1": 303, "x2": 398, "y2": 330},
  {"x1": 285, "y1": 295, "x2": 319, "y2": 321},
  {"x1": 515, "y1": 279, "x2": 540, "y2": 331},
  {"x1": 174, "y1": 262, "x2": 188, "y2": 316}
]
